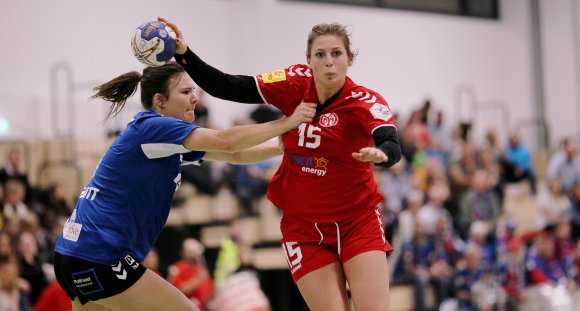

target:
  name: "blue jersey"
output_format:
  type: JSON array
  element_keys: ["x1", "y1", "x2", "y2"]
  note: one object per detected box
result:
[{"x1": 55, "y1": 110, "x2": 204, "y2": 264}]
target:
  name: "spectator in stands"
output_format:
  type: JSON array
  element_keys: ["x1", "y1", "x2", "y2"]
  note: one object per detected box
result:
[
  {"x1": 4, "y1": 216, "x2": 22, "y2": 246},
  {"x1": 389, "y1": 189, "x2": 424, "y2": 273},
  {"x1": 0, "y1": 148, "x2": 31, "y2": 203},
  {"x1": 448, "y1": 142, "x2": 477, "y2": 217},
  {"x1": 249, "y1": 104, "x2": 283, "y2": 125},
  {"x1": 568, "y1": 184, "x2": 580, "y2": 240},
  {"x1": 3, "y1": 179, "x2": 30, "y2": 221},
  {"x1": 213, "y1": 219, "x2": 244, "y2": 286},
  {"x1": 545, "y1": 138, "x2": 571, "y2": 182},
  {"x1": 525, "y1": 231, "x2": 576, "y2": 291},
  {"x1": 231, "y1": 158, "x2": 275, "y2": 217},
  {"x1": 0, "y1": 231, "x2": 15, "y2": 261},
  {"x1": 394, "y1": 222, "x2": 441, "y2": 311},
  {"x1": 417, "y1": 183, "x2": 452, "y2": 235},
  {"x1": 42, "y1": 183, "x2": 71, "y2": 218},
  {"x1": 380, "y1": 158, "x2": 411, "y2": 216},
  {"x1": 484, "y1": 128, "x2": 504, "y2": 163},
  {"x1": 380, "y1": 158, "x2": 411, "y2": 243},
  {"x1": 209, "y1": 245, "x2": 272, "y2": 311},
  {"x1": 427, "y1": 110, "x2": 453, "y2": 167},
  {"x1": 477, "y1": 148, "x2": 504, "y2": 207},
  {"x1": 227, "y1": 117, "x2": 279, "y2": 216},
  {"x1": 549, "y1": 140, "x2": 580, "y2": 195},
  {"x1": 0, "y1": 259, "x2": 31, "y2": 311},
  {"x1": 20, "y1": 213, "x2": 53, "y2": 266},
  {"x1": 457, "y1": 170, "x2": 501, "y2": 239},
  {"x1": 453, "y1": 243, "x2": 487, "y2": 311},
  {"x1": 167, "y1": 239, "x2": 214, "y2": 309},
  {"x1": 497, "y1": 238, "x2": 525, "y2": 311},
  {"x1": 502, "y1": 132, "x2": 537, "y2": 195},
  {"x1": 496, "y1": 219, "x2": 518, "y2": 262},
  {"x1": 554, "y1": 218, "x2": 575, "y2": 263},
  {"x1": 536, "y1": 178, "x2": 569, "y2": 230},
  {"x1": 432, "y1": 215, "x2": 463, "y2": 270},
  {"x1": 181, "y1": 161, "x2": 224, "y2": 196},
  {"x1": 17, "y1": 231, "x2": 48, "y2": 305},
  {"x1": 465, "y1": 221, "x2": 497, "y2": 273}
]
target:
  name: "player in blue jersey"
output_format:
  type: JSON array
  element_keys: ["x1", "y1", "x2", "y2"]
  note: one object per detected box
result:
[{"x1": 53, "y1": 62, "x2": 316, "y2": 311}]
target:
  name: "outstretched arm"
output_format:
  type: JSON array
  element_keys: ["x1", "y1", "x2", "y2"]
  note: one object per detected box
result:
[
  {"x1": 203, "y1": 139, "x2": 283, "y2": 164},
  {"x1": 183, "y1": 102, "x2": 315, "y2": 152},
  {"x1": 352, "y1": 126, "x2": 401, "y2": 168},
  {"x1": 160, "y1": 17, "x2": 263, "y2": 104}
]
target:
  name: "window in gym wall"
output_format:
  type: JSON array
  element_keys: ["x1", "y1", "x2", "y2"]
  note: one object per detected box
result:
[{"x1": 282, "y1": 0, "x2": 500, "y2": 19}]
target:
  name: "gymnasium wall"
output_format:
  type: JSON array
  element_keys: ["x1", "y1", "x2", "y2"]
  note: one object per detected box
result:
[{"x1": 0, "y1": 0, "x2": 578, "y2": 147}]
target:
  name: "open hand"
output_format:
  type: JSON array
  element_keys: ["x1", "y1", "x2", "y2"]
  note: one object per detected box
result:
[
  {"x1": 158, "y1": 17, "x2": 188, "y2": 55},
  {"x1": 352, "y1": 147, "x2": 387, "y2": 163}
]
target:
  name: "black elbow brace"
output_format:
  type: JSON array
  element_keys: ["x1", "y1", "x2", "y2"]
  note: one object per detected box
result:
[{"x1": 373, "y1": 126, "x2": 401, "y2": 168}]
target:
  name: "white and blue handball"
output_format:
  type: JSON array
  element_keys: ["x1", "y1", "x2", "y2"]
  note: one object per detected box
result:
[{"x1": 131, "y1": 21, "x2": 176, "y2": 67}]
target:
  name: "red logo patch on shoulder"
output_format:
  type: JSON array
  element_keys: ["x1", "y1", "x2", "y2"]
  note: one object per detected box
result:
[
  {"x1": 260, "y1": 69, "x2": 286, "y2": 83},
  {"x1": 319, "y1": 113, "x2": 339, "y2": 127}
]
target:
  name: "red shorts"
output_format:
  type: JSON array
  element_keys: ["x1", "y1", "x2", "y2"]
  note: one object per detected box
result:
[{"x1": 280, "y1": 207, "x2": 393, "y2": 282}]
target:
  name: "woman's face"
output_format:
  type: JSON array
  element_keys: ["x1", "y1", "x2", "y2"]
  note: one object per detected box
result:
[
  {"x1": 158, "y1": 72, "x2": 198, "y2": 123},
  {"x1": 307, "y1": 35, "x2": 352, "y2": 91}
]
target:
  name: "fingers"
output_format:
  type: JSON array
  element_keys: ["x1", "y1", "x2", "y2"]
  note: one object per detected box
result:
[
  {"x1": 158, "y1": 17, "x2": 177, "y2": 32},
  {"x1": 158, "y1": 17, "x2": 187, "y2": 55},
  {"x1": 293, "y1": 102, "x2": 317, "y2": 123},
  {"x1": 352, "y1": 148, "x2": 387, "y2": 163}
]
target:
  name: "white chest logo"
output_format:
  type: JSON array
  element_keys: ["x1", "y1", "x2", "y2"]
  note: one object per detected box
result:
[
  {"x1": 319, "y1": 113, "x2": 339, "y2": 127},
  {"x1": 369, "y1": 103, "x2": 392, "y2": 121}
]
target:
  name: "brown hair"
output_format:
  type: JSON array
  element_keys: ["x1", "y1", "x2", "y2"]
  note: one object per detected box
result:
[
  {"x1": 306, "y1": 23, "x2": 356, "y2": 59},
  {"x1": 91, "y1": 62, "x2": 185, "y2": 119}
]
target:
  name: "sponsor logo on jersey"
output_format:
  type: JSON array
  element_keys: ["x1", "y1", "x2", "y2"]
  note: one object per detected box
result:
[
  {"x1": 319, "y1": 113, "x2": 339, "y2": 127},
  {"x1": 369, "y1": 103, "x2": 393, "y2": 121},
  {"x1": 63, "y1": 209, "x2": 82, "y2": 242},
  {"x1": 261, "y1": 69, "x2": 286, "y2": 83},
  {"x1": 289, "y1": 153, "x2": 328, "y2": 176}
]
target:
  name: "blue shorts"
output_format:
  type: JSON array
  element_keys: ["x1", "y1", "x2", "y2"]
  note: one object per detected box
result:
[{"x1": 54, "y1": 252, "x2": 146, "y2": 305}]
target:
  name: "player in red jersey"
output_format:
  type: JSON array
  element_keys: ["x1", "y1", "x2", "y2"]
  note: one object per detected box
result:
[{"x1": 161, "y1": 17, "x2": 401, "y2": 311}]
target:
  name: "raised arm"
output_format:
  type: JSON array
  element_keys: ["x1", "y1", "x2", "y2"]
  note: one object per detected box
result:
[
  {"x1": 159, "y1": 17, "x2": 263, "y2": 104},
  {"x1": 183, "y1": 102, "x2": 316, "y2": 152}
]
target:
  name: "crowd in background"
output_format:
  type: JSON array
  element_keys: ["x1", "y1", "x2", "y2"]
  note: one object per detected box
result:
[{"x1": 1, "y1": 97, "x2": 580, "y2": 311}]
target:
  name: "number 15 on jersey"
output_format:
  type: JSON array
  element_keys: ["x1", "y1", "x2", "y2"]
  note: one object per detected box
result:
[{"x1": 298, "y1": 123, "x2": 321, "y2": 149}]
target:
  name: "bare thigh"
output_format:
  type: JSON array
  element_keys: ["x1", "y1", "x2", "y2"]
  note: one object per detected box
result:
[
  {"x1": 296, "y1": 261, "x2": 350, "y2": 311},
  {"x1": 343, "y1": 251, "x2": 390, "y2": 311},
  {"x1": 73, "y1": 299, "x2": 114, "y2": 311},
  {"x1": 73, "y1": 269, "x2": 198, "y2": 311}
]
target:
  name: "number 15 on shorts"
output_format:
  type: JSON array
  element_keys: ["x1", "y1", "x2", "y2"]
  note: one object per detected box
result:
[{"x1": 282, "y1": 242, "x2": 303, "y2": 274}]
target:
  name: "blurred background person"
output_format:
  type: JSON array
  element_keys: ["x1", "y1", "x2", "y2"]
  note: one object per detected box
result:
[{"x1": 167, "y1": 238, "x2": 215, "y2": 310}]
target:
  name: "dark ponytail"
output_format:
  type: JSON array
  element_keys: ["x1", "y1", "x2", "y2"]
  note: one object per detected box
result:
[
  {"x1": 92, "y1": 62, "x2": 185, "y2": 120},
  {"x1": 91, "y1": 71, "x2": 141, "y2": 120}
]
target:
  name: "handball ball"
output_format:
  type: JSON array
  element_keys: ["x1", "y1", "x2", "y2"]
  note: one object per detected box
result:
[{"x1": 131, "y1": 21, "x2": 176, "y2": 67}]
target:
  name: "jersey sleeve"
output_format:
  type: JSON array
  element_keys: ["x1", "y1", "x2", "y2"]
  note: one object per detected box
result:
[
  {"x1": 254, "y1": 64, "x2": 310, "y2": 116},
  {"x1": 138, "y1": 116, "x2": 207, "y2": 160},
  {"x1": 355, "y1": 89, "x2": 396, "y2": 135}
]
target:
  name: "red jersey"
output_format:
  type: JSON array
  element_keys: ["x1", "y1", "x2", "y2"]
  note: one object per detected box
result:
[{"x1": 255, "y1": 64, "x2": 396, "y2": 222}]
